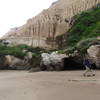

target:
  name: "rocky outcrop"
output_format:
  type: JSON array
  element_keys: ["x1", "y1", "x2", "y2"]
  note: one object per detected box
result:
[
  {"x1": 40, "y1": 52, "x2": 66, "y2": 71},
  {"x1": 87, "y1": 45, "x2": 100, "y2": 68},
  {"x1": 5, "y1": 55, "x2": 26, "y2": 70},
  {"x1": 2, "y1": 0, "x2": 100, "y2": 49},
  {"x1": 40, "y1": 51, "x2": 83, "y2": 71},
  {"x1": 4, "y1": 52, "x2": 33, "y2": 70}
]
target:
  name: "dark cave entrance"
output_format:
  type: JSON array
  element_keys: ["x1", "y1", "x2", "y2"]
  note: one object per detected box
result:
[{"x1": 62, "y1": 57, "x2": 84, "y2": 70}]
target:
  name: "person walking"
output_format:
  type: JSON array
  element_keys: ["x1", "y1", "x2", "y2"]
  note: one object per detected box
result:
[{"x1": 83, "y1": 58, "x2": 95, "y2": 77}]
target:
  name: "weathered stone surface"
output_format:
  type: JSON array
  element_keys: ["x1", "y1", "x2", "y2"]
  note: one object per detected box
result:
[
  {"x1": 0, "y1": 50, "x2": 83, "y2": 70},
  {"x1": 2, "y1": 0, "x2": 100, "y2": 49},
  {"x1": 87, "y1": 45, "x2": 100, "y2": 68},
  {"x1": 41, "y1": 52, "x2": 67, "y2": 71},
  {"x1": 0, "y1": 57, "x2": 9, "y2": 69},
  {"x1": 5, "y1": 55, "x2": 25, "y2": 70},
  {"x1": 41, "y1": 51, "x2": 84, "y2": 71},
  {"x1": 0, "y1": 53, "x2": 40, "y2": 70}
]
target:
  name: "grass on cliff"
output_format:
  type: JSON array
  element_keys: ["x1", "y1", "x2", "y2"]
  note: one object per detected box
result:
[
  {"x1": 58, "y1": 6, "x2": 100, "y2": 54},
  {"x1": 66, "y1": 5, "x2": 100, "y2": 47},
  {"x1": 76, "y1": 37, "x2": 100, "y2": 54},
  {"x1": 59, "y1": 37, "x2": 100, "y2": 55}
]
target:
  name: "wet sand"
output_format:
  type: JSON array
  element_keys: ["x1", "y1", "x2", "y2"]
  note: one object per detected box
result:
[{"x1": 0, "y1": 70, "x2": 100, "y2": 100}]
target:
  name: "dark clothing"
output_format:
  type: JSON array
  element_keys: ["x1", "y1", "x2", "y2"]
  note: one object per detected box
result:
[
  {"x1": 83, "y1": 59, "x2": 95, "y2": 77},
  {"x1": 84, "y1": 59, "x2": 92, "y2": 69}
]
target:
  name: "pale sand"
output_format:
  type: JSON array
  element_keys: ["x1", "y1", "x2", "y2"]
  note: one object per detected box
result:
[{"x1": 0, "y1": 70, "x2": 100, "y2": 100}]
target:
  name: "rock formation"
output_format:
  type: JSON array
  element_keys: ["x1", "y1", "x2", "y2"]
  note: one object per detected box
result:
[
  {"x1": 87, "y1": 45, "x2": 100, "y2": 68},
  {"x1": 1, "y1": 52, "x2": 33, "y2": 70},
  {"x1": 2, "y1": 0, "x2": 100, "y2": 49},
  {"x1": 40, "y1": 51, "x2": 84, "y2": 71},
  {"x1": 40, "y1": 51, "x2": 67, "y2": 71},
  {"x1": 5, "y1": 55, "x2": 25, "y2": 70}
]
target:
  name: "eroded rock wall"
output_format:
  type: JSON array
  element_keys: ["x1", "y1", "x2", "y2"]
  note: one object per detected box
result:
[{"x1": 2, "y1": 0, "x2": 100, "y2": 49}]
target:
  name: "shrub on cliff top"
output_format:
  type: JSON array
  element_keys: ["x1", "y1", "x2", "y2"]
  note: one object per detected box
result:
[
  {"x1": 0, "y1": 44, "x2": 42, "y2": 59},
  {"x1": 66, "y1": 6, "x2": 100, "y2": 47},
  {"x1": 0, "y1": 45, "x2": 25, "y2": 58},
  {"x1": 17, "y1": 44, "x2": 41, "y2": 53},
  {"x1": 76, "y1": 37, "x2": 100, "y2": 54},
  {"x1": 17, "y1": 44, "x2": 28, "y2": 49}
]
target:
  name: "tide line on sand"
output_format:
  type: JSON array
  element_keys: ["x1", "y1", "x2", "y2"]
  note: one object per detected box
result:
[{"x1": 68, "y1": 79, "x2": 100, "y2": 82}]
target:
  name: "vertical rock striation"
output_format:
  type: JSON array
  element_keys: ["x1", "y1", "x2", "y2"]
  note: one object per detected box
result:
[{"x1": 2, "y1": 0, "x2": 100, "y2": 49}]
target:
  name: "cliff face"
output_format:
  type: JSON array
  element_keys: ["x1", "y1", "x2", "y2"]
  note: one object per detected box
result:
[{"x1": 2, "y1": 0, "x2": 100, "y2": 49}]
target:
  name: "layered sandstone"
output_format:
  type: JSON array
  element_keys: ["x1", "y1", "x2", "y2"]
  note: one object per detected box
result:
[{"x1": 2, "y1": 0, "x2": 100, "y2": 49}]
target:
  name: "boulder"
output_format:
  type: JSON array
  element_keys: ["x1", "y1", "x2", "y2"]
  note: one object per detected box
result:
[
  {"x1": 41, "y1": 51, "x2": 66, "y2": 71},
  {"x1": 5, "y1": 55, "x2": 25, "y2": 70},
  {"x1": 41, "y1": 53, "x2": 51, "y2": 66},
  {"x1": 87, "y1": 45, "x2": 100, "y2": 68}
]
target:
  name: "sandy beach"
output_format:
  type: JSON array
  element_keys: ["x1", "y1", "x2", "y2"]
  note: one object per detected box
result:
[{"x1": 0, "y1": 70, "x2": 100, "y2": 100}]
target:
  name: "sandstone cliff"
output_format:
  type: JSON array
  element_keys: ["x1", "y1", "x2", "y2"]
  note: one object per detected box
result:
[{"x1": 2, "y1": 0, "x2": 100, "y2": 49}]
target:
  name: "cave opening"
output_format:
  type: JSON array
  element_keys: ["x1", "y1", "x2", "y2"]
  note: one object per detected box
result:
[{"x1": 62, "y1": 57, "x2": 84, "y2": 70}]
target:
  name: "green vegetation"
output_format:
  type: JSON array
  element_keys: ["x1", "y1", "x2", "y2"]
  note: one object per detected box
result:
[
  {"x1": 17, "y1": 44, "x2": 41, "y2": 54},
  {"x1": 64, "y1": 5, "x2": 100, "y2": 54},
  {"x1": 64, "y1": 47, "x2": 76, "y2": 54},
  {"x1": 58, "y1": 49, "x2": 65, "y2": 54},
  {"x1": 76, "y1": 37, "x2": 100, "y2": 54},
  {"x1": 59, "y1": 37, "x2": 100, "y2": 55},
  {"x1": 66, "y1": 6, "x2": 100, "y2": 47},
  {"x1": 58, "y1": 46, "x2": 75, "y2": 54},
  {"x1": 0, "y1": 44, "x2": 42, "y2": 59},
  {"x1": 0, "y1": 45, "x2": 25, "y2": 58}
]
